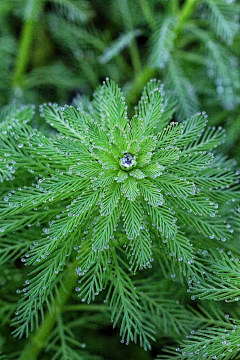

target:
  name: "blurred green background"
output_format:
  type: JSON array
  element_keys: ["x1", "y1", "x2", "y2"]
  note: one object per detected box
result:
[
  {"x1": 0, "y1": 0, "x2": 239, "y2": 359},
  {"x1": 0, "y1": 0, "x2": 239, "y2": 159}
]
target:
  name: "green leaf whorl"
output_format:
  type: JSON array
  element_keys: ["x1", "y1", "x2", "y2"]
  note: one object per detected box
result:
[{"x1": 1, "y1": 79, "x2": 239, "y2": 346}]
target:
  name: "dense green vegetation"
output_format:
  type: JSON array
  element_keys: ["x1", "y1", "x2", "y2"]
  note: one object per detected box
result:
[{"x1": 0, "y1": 1, "x2": 240, "y2": 359}]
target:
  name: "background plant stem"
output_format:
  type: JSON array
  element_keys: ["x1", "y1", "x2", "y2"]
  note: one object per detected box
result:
[
  {"x1": 126, "y1": 66, "x2": 158, "y2": 105},
  {"x1": 170, "y1": 0, "x2": 180, "y2": 14},
  {"x1": 138, "y1": 0, "x2": 156, "y2": 31},
  {"x1": 12, "y1": 0, "x2": 43, "y2": 91},
  {"x1": 174, "y1": 0, "x2": 198, "y2": 38}
]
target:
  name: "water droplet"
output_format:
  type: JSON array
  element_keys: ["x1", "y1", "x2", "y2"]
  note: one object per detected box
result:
[{"x1": 120, "y1": 153, "x2": 136, "y2": 170}]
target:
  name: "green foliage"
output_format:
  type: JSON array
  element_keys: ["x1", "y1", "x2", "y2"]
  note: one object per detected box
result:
[
  {"x1": 1, "y1": 77, "x2": 240, "y2": 359},
  {"x1": 158, "y1": 321, "x2": 240, "y2": 360},
  {"x1": 0, "y1": 0, "x2": 240, "y2": 359},
  {"x1": 202, "y1": 0, "x2": 239, "y2": 44},
  {"x1": 0, "y1": 0, "x2": 239, "y2": 121}
]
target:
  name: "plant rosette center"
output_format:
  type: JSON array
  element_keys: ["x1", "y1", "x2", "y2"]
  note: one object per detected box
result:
[{"x1": 120, "y1": 153, "x2": 136, "y2": 171}]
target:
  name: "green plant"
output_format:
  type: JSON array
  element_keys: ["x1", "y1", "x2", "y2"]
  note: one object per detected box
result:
[
  {"x1": 1, "y1": 0, "x2": 240, "y2": 359},
  {"x1": 0, "y1": 78, "x2": 240, "y2": 359},
  {"x1": 1, "y1": 0, "x2": 240, "y2": 118},
  {"x1": 1, "y1": 0, "x2": 239, "y2": 163}
]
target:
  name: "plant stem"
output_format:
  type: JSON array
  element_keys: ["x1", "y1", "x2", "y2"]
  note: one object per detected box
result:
[
  {"x1": 19, "y1": 260, "x2": 79, "y2": 360},
  {"x1": 64, "y1": 304, "x2": 109, "y2": 312},
  {"x1": 129, "y1": 42, "x2": 142, "y2": 75},
  {"x1": 138, "y1": 0, "x2": 156, "y2": 31},
  {"x1": 126, "y1": 66, "x2": 157, "y2": 105},
  {"x1": 12, "y1": 0, "x2": 43, "y2": 91},
  {"x1": 170, "y1": 0, "x2": 179, "y2": 14},
  {"x1": 174, "y1": 0, "x2": 198, "y2": 38}
]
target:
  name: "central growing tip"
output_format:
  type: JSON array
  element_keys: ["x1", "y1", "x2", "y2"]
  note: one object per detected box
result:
[{"x1": 120, "y1": 153, "x2": 136, "y2": 170}]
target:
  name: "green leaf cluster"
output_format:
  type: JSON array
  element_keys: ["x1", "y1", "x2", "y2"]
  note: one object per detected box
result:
[
  {"x1": 0, "y1": 0, "x2": 240, "y2": 359},
  {"x1": 0, "y1": 79, "x2": 239, "y2": 359}
]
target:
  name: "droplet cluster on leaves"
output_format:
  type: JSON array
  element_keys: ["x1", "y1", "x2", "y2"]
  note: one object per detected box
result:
[{"x1": 1, "y1": 79, "x2": 239, "y2": 349}]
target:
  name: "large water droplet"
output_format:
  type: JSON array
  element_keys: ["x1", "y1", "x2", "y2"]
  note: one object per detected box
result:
[{"x1": 120, "y1": 153, "x2": 136, "y2": 170}]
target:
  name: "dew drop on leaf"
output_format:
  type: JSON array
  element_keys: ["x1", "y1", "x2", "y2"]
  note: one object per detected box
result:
[{"x1": 120, "y1": 153, "x2": 136, "y2": 169}]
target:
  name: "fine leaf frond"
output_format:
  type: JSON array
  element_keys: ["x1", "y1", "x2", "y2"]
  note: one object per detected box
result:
[
  {"x1": 99, "y1": 29, "x2": 142, "y2": 64},
  {"x1": 152, "y1": 147, "x2": 181, "y2": 166},
  {"x1": 170, "y1": 151, "x2": 214, "y2": 175},
  {"x1": 12, "y1": 233, "x2": 76, "y2": 338},
  {"x1": 184, "y1": 125, "x2": 226, "y2": 152},
  {"x1": 147, "y1": 204, "x2": 177, "y2": 240},
  {"x1": 0, "y1": 176, "x2": 86, "y2": 220},
  {"x1": 0, "y1": 101, "x2": 35, "y2": 126},
  {"x1": 138, "y1": 179, "x2": 163, "y2": 207},
  {"x1": 0, "y1": 121, "x2": 75, "y2": 172},
  {"x1": 45, "y1": 191, "x2": 99, "y2": 247},
  {"x1": 187, "y1": 166, "x2": 238, "y2": 193},
  {"x1": 93, "y1": 79, "x2": 128, "y2": 129},
  {"x1": 149, "y1": 16, "x2": 176, "y2": 69},
  {"x1": 134, "y1": 277, "x2": 212, "y2": 336},
  {"x1": 46, "y1": 313, "x2": 96, "y2": 360},
  {"x1": 156, "y1": 122, "x2": 183, "y2": 149},
  {"x1": 49, "y1": 0, "x2": 94, "y2": 24},
  {"x1": 121, "y1": 176, "x2": 140, "y2": 201},
  {"x1": 75, "y1": 250, "x2": 110, "y2": 304},
  {"x1": 136, "y1": 79, "x2": 164, "y2": 136},
  {"x1": 156, "y1": 231, "x2": 202, "y2": 279},
  {"x1": 177, "y1": 211, "x2": 232, "y2": 241},
  {"x1": 107, "y1": 252, "x2": 156, "y2": 350},
  {"x1": 0, "y1": 209, "x2": 60, "y2": 237},
  {"x1": 171, "y1": 323, "x2": 240, "y2": 360},
  {"x1": 91, "y1": 207, "x2": 120, "y2": 252},
  {"x1": 190, "y1": 250, "x2": 240, "y2": 302},
  {"x1": 203, "y1": 0, "x2": 239, "y2": 44},
  {"x1": 142, "y1": 163, "x2": 165, "y2": 179},
  {"x1": 0, "y1": 230, "x2": 37, "y2": 264},
  {"x1": 175, "y1": 114, "x2": 208, "y2": 148},
  {"x1": 25, "y1": 189, "x2": 100, "y2": 264},
  {"x1": 41, "y1": 103, "x2": 86, "y2": 140},
  {"x1": 157, "y1": 94, "x2": 178, "y2": 131},
  {"x1": 168, "y1": 194, "x2": 217, "y2": 218},
  {"x1": 99, "y1": 182, "x2": 121, "y2": 216},
  {"x1": 190, "y1": 26, "x2": 240, "y2": 110},
  {"x1": 126, "y1": 228, "x2": 153, "y2": 271},
  {"x1": 136, "y1": 135, "x2": 156, "y2": 165},
  {"x1": 154, "y1": 174, "x2": 196, "y2": 198},
  {"x1": 165, "y1": 57, "x2": 200, "y2": 119},
  {"x1": 122, "y1": 196, "x2": 143, "y2": 239}
]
